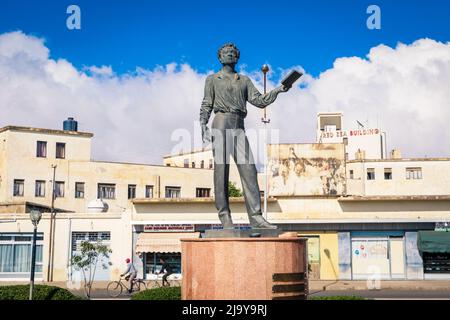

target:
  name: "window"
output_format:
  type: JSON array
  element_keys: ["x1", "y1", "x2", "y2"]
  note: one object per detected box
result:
[
  {"x1": 367, "y1": 168, "x2": 375, "y2": 180},
  {"x1": 0, "y1": 233, "x2": 44, "y2": 274},
  {"x1": 200, "y1": 160, "x2": 205, "y2": 169},
  {"x1": 191, "y1": 162, "x2": 195, "y2": 168},
  {"x1": 36, "y1": 141, "x2": 47, "y2": 158},
  {"x1": 98, "y1": 184, "x2": 116, "y2": 199},
  {"x1": 384, "y1": 168, "x2": 393, "y2": 180},
  {"x1": 75, "y1": 182, "x2": 85, "y2": 199},
  {"x1": 183, "y1": 159, "x2": 189, "y2": 168},
  {"x1": 145, "y1": 253, "x2": 181, "y2": 275},
  {"x1": 145, "y1": 185, "x2": 154, "y2": 198},
  {"x1": 165, "y1": 186, "x2": 181, "y2": 198},
  {"x1": 13, "y1": 180, "x2": 24, "y2": 197},
  {"x1": 56, "y1": 142, "x2": 66, "y2": 159},
  {"x1": 54, "y1": 181, "x2": 65, "y2": 198},
  {"x1": 349, "y1": 170, "x2": 354, "y2": 179},
  {"x1": 128, "y1": 184, "x2": 137, "y2": 199},
  {"x1": 260, "y1": 191, "x2": 264, "y2": 198},
  {"x1": 209, "y1": 159, "x2": 213, "y2": 169},
  {"x1": 406, "y1": 168, "x2": 422, "y2": 180},
  {"x1": 35, "y1": 180, "x2": 45, "y2": 197},
  {"x1": 196, "y1": 188, "x2": 211, "y2": 198}
]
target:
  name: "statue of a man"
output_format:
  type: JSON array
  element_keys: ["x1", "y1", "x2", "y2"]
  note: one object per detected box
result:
[{"x1": 200, "y1": 43, "x2": 291, "y2": 229}]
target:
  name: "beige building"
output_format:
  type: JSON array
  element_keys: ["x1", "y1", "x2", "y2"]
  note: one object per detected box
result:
[
  {"x1": 163, "y1": 148, "x2": 264, "y2": 192},
  {"x1": 1, "y1": 114, "x2": 450, "y2": 283},
  {"x1": 346, "y1": 157, "x2": 450, "y2": 196},
  {"x1": 0, "y1": 124, "x2": 239, "y2": 213},
  {"x1": 317, "y1": 112, "x2": 386, "y2": 160}
]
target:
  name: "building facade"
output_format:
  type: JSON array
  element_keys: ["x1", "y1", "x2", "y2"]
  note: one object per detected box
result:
[{"x1": 1, "y1": 113, "x2": 450, "y2": 283}]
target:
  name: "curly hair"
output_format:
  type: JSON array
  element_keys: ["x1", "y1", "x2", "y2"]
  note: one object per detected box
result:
[{"x1": 217, "y1": 42, "x2": 240, "y2": 60}]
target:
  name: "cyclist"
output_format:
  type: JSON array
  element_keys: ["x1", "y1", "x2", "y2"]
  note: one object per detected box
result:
[
  {"x1": 120, "y1": 258, "x2": 137, "y2": 293},
  {"x1": 159, "y1": 257, "x2": 173, "y2": 287}
]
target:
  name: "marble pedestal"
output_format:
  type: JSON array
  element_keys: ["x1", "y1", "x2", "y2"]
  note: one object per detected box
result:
[{"x1": 181, "y1": 237, "x2": 308, "y2": 300}]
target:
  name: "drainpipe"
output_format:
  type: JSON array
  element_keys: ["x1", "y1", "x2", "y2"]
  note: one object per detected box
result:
[
  {"x1": 156, "y1": 175, "x2": 161, "y2": 198},
  {"x1": 67, "y1": 218, "x2": 72, "y2": 281},
  {"x1": 46, "y1": 164, "x2": 57, "y2": 282}
]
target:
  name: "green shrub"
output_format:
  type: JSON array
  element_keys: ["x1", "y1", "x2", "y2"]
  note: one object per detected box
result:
[
  {"x1": 308, "y1": 295, "x2": 366, "y2": 300},
  {"x1": 0, "y1": 285, "x2": 84, "y2": 300},
  {"x1": 131, "y1": 286, "x2": 181, "y2": 300}
]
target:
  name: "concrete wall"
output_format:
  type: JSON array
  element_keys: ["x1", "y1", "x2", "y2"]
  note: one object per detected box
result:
[
  {"x1": 0, "y1": 129, "x2": 252, "y2": 213},
  {"x1": 0, "y1": 212, "x2": 132, "y2": 282},
  {"x1": 0, "y1": 131, "x2": 6, "y2": 201},
  {"x1": 267, "y1": 144, "x2": 346, "y2": 196},
  {"x1": 347, "y1": 159, "x2": 450, "y2": 196}
]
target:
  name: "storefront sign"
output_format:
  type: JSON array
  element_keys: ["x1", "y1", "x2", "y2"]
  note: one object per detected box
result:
[
  {"x1": 144, "y1": 224, "x2": 194, "y2": 232},
  {"x1": 435, "y1": 222, "x2": 450, "y2": 232}
]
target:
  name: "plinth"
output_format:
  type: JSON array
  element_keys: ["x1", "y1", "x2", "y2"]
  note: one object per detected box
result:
[{"x1": 181, "y1": 237, "x2": 308, "y2": 300}]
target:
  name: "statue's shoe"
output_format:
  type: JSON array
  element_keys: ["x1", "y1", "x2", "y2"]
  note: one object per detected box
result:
[
  {"x1": 219, "y1": 213, "x2": 234, "y2": 229},
  {"x1": 249, "y1": 215, "x2": 278, "y2": 229}
]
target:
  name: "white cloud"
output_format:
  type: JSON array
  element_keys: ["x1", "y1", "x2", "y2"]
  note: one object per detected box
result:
[
  {"x1": 86, "y1": 65, "x2": 114, "y2": 77},
  {"x1": 0, "y1": 31, "x2": 449, "y2": 164}
]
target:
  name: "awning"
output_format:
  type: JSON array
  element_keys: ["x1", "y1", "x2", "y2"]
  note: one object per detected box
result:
[
  {"x1": 417, "y1": 231, "x2": 450, "y2": 253},
  {"x1": 135, "y1": 232, "x2": 200, "y2": 253}
]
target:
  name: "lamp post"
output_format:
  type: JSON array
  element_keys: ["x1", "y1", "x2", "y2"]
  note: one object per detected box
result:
[
  {"x1": 29, "y1": 209, "x2": 42, "y2": 300},
  {"x1": 261, "y1": 64, "x2": 270, "y2": 220}
]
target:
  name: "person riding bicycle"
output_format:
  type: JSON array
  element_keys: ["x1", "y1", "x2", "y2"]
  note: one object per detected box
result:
[
  {"x1": 120, "y1": 258, "x2": 137, "y2": 293},
  {"x1": 159, "y1": 257, "x2": 173, "y2": 287}
]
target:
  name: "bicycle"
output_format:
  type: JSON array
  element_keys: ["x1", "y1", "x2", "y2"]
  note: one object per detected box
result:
[
  {"x1": 149, "y1": 273, "x2": 182, "y2": 288},
  {"x1": 107, "y1": 276, "x2": 147, "y2": 298}
]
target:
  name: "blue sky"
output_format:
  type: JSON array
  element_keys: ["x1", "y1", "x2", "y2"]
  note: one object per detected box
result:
[{"x1": 1, "y1": 0, "x2": 449, "y2": 77}]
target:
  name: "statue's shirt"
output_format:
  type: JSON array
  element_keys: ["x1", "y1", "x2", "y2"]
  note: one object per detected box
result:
[{"x1": 200, "y1": 69, "x2": 282, "y2": 125}]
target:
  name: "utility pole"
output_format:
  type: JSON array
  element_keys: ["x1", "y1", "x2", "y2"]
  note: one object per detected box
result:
[{"x1": 261, "y1": 65, "x2": 270, "y2": 220}]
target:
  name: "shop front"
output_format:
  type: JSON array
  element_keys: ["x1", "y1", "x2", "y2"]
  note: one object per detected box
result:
[
  {"x1": 133, "y1": 224, "x2": 200, "y2": 279},
  {"x1": 418, "y1": 231, "x2": 450, "y2": 279},
  {"x1": 350, "y1": 231, "x2": 406, "y2": 280}
]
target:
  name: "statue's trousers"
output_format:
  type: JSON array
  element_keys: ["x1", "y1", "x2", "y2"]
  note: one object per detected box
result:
[{"x1": 211, "y1": 112, "x2": 262, "y2": 218}]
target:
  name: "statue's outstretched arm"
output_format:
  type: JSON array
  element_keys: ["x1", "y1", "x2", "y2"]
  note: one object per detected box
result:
[{"x1": 247, "y1": 78, "x2": 287, "y2": 108}]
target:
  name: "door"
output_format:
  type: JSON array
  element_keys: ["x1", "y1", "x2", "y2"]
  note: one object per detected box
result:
[
  {"x1": 389, "y1": 238, "x2": 406, "y2": 279},
  {"x1": 351, "y1": 238, "x2": 390, "y2": 280},
  {"x1": 70, "y1": 232, "x2": 111, "y2": 281}
]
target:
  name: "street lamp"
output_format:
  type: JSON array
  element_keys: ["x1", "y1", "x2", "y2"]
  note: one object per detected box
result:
[
  {"x1": 261, "y1": 64, "x2": 270, "y2": 220},
  {"x1": 29, "y1": 209, "x2": 42, "y2": 300}
]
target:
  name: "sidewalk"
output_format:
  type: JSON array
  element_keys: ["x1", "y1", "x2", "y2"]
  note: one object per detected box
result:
[
  {"x1": 309, "y1": 280, "x2": 450, "y2": 292},
  {"x1": 3, "y1": 280, "x2": 450, "y2": 293}
]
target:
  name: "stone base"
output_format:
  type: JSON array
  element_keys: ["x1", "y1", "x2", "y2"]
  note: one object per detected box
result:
[
  {"x1": 181, "y1": 237, "x2": 308, "y2": 300},
  {"x1": 204, "y1": 228, "x2": 282, "y2": 238}
]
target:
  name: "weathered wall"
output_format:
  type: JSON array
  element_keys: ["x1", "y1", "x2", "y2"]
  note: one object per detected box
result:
[{"x1": 268, "y1": 143, "x2": 346, "y2": 196}]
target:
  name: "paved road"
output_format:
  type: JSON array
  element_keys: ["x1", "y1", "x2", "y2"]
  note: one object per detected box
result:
[{"x1": 309, "y1": 289, "x2": 450, "y2": 300}]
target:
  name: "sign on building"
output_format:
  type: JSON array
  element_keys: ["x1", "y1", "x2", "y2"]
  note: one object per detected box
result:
[{"x1": 144, "y1": 224, "x2": 195, "y2": 232}]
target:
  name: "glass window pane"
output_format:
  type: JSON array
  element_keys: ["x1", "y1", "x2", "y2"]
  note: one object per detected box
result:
[{"x1": 13, "y1": 244, "x2": 31, "y2": 272}]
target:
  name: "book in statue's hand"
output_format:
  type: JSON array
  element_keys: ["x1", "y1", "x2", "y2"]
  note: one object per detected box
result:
[{"x1": 281, "y1": 70, "x2": 303, "y2": 88}]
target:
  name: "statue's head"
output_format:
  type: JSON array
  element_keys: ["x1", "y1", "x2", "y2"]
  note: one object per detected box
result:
[{"x1": 218, "y1": 43, "x2": 240, "y2": 66}]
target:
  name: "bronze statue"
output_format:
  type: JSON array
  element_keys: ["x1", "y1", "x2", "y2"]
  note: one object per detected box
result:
[{"x1": 200, "y1": 43, "x2": 291, "y2": 229}]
